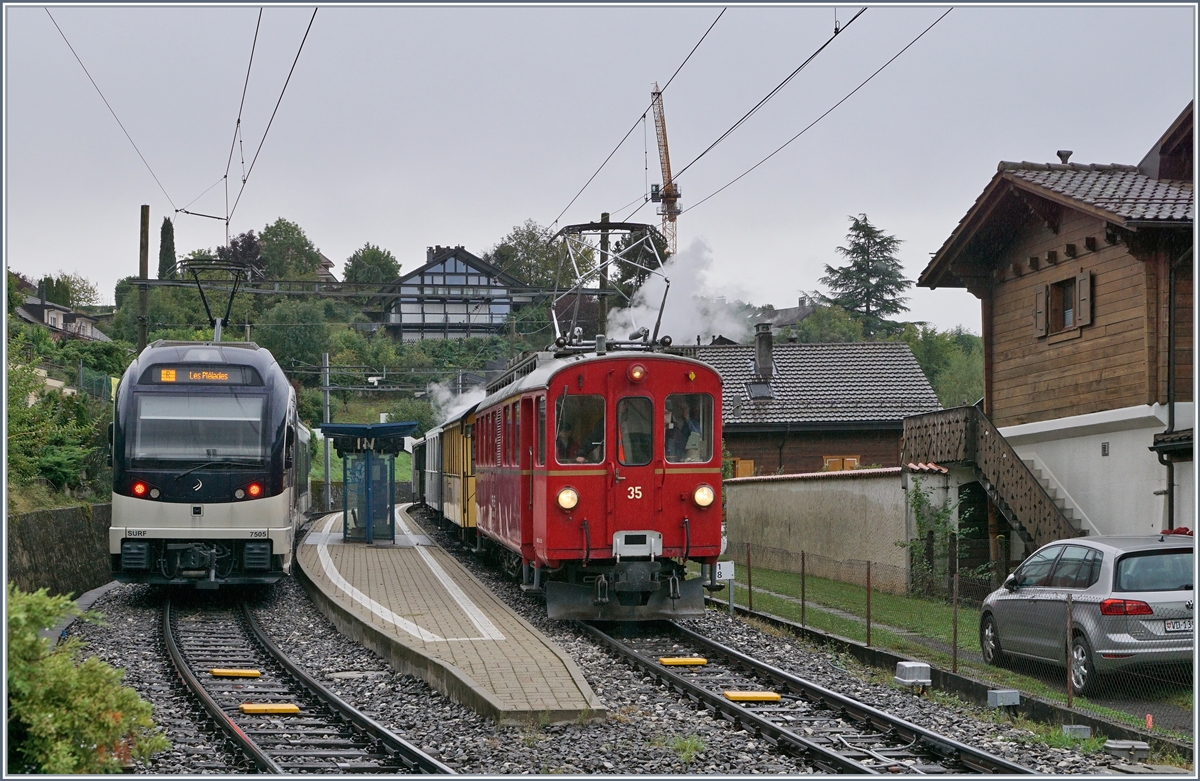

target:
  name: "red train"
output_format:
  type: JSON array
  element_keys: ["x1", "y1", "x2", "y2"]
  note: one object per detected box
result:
[{"x1": 415, "y1": 344, "x2": 726, "y2": 620}]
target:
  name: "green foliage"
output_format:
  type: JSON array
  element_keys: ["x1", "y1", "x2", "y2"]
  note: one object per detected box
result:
[
  {"x1": 669, "y1": 734, "x2": 706, "y2": 765},
  {"x1": 483, "y1": 219, "x2": 581, "y2": 288},
  {"x1": 819, "y1": 214, "x2": 912, "y2": 337},
  {"x1": 893, "y1": 324, "x2": 983, "y2": 407},
  {"x1": 6, "y1": 584, "x2": 169, "y2": 773},
  {"x1": 216, "y1": 230, "x2": 261, "y2": 274},
  {"x1": 343, "y1": 243, "x2": 401, "y2": 284},
  {"x1": 384, "y1": 397, "x2": 436, "y2": 436},
  {"x1": 781, "y1": 303, "x2": 865, "y2": 343},
  {"x1": 37, "y1": 272, "x2": 100, "y2": 308},
  {"x1": 8, "y1": 269, "x2": 32, "y2": 314},
  {"x1": 254, "y1": 299, "x2": 330, "y2": 374},
  {"x1": 157, "y1": 217, "x2": 177, "y2": 279},
  {"x1": 610, "y1": 227, "x2": 670, "y2": 299},
  {"x1": 298, "y1": 387, "x2": 323, "y2": 428},
  {"x1": 259, "y1": 218, "x2": 322, "y2": 279}
]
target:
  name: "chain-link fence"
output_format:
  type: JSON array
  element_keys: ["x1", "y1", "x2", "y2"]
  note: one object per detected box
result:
[{"x1": 723, "y1": 542, "x2": 1195, "y2": 742}]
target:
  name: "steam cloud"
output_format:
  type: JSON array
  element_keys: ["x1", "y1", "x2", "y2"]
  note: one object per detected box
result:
[
  {"x1": 428, "y1": 380, "x2": 488, "y2": 426},
  {"x1": 607, "y1": 238, "x2": 756, "y2": 346}
]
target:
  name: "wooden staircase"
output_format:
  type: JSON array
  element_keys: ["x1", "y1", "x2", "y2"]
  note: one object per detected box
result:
[{"x1": 902, "y1": 406, "x2": 1084, "y2": 550}]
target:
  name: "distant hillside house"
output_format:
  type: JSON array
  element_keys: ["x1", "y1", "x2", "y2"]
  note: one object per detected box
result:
[
  {"x1": 385, "y1": 245, "x2": 532, "y2": 342},
  {"x1": 15, "y1": 294, "x2": 111, "y2": 342},
  {"x1": 684, "y1": 325, "x2": 941, "y2": 475},
  {"x1": 317, "y1": 252, "x2": 339, "y2": 283}
]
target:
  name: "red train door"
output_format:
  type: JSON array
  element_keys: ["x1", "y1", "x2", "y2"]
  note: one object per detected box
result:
[
  {"x1": 519, "y1": 395, "x2": 535, "y2": 561},
  {"x1": 611, "y1": 395, "x2": 657, "y2": 546}
]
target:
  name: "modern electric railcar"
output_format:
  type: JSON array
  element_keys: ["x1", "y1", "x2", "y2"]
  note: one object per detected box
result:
[{"x1": 109, "y1": 341, "x2": 310, "y2": 588}]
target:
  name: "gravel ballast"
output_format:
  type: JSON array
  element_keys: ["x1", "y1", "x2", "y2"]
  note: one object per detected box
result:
[{"x1": 62, "y1": 510, "x2": 1132, "y2": 774}]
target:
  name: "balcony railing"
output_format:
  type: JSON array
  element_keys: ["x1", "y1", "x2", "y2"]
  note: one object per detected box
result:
[{"x1": 902, "y1": 406, "x2": 1081, "y2": 548}]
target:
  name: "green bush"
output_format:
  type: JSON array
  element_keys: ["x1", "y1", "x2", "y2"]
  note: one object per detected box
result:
[{"x1": 6, "y1": 584, "x2": 169, "y2": 773}]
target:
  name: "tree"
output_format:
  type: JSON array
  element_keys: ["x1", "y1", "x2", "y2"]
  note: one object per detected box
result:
[
  {"x1": 819, "y1": 214, "x2": 911, "y2": 337},
  {"x1": 782, "y1": 304, "x2": 865, "y2": 343},
  {"x1": 253, "y1": 299, "x2": 329, "y2": 375},
  {"x1": 36, "y1": 273, "x2": 100, "y2": 309},
  {"x1": 157, "y1": 218, "x2": 177, "y2": 279},
  {"x1": 483, "y1": 219, "x2": 575, "y2": 288},
  {"x1": 343, "y1": 243, "x2": 400, "y2": 284},
  {"x1": 215, "y1": 230, "x2": 261, "y2": 275},
  {"x1": 610, "y1": 227, "x2": 670, "y2": 300},
  {"x1": 259, "y1": 219, "x2": 322, "y2": 279}
]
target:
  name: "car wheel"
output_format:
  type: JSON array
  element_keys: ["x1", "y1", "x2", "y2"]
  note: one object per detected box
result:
[
  {"x1": 1070, "y1": 633, "x2": 1100, "y2": 697},
  {"x1": 980, "y1": 614, "x2": 1006, "y2": 666}
]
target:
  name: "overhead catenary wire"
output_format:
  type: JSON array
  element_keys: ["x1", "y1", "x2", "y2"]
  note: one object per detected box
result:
[
  {"x1": 223, "y1": 7, "x2": 264, "y2": 244},
  {"x1": 682, "y1": 7, "x2": 953, "y2": 216},
  {"x1": 228, "y1": 6, "x2": 318, "y2": 223},
  {"x1": 45, "y1": 8, "x2": 177, "y2": 210},
  {"x1": 550, "y1": 7, "x2": 726, "y2": 228},
  {"x1": 670, "y1": 6, "x2": 866, "y2": 182}
]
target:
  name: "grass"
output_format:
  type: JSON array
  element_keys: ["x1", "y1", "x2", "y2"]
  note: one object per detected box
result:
[
  {"x1": 310, "y1": 396, "x2": 415, "y2": 483},
  {"x1": 716, "y1": 564, "x2": 1194, "y2": 742},
  {"x1": 670, "y1": 734, "x2": 706, "y2": 765},
  {"x1": 7, "y1": 482, "x2": 94, "y2": 515}
]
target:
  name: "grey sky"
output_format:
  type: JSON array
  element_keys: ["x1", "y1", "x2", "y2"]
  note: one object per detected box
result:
[{"x1": 4, "y1": 3, "x2": 1195, "y2": 336}]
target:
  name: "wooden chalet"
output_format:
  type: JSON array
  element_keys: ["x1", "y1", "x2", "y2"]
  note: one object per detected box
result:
[{"x1": 906, "y1": 102, "x2": 1193, "y2": 564}]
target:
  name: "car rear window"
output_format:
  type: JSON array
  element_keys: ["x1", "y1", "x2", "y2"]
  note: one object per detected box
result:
[{"x1": 1114, "y1": 549, "x2": 1193, "y2": 592}]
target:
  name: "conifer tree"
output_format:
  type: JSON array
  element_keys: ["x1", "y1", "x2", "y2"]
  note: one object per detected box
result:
[
  {"x1": 819, "y1": 213, "x2": 911, "y2": 337},
  {"x1": 157, "y1": 217, "x2": 177, "y2": 279}
]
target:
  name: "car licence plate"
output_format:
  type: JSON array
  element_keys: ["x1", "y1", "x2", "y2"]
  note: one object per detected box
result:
[{"x1": 1164, "y1": 619, "x2": 1193, "y2": 633}]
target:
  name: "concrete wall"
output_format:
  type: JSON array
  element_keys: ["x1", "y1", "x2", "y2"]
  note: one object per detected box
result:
[
  {"x1": 1001, "y1": 402, "x2": 1194, "y2": 536},
  {"x1": 7, "y1": 504, "x2": 111, "y2": 598},
  {"x1": 724, "y1": 468, "x2": 909, "y2": 592}
]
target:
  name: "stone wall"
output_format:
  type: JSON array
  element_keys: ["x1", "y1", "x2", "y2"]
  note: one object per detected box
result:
[
  {"x1": 724, "y1": 468, "x2": 910, "y2": 592},
  {"x1": 7, "y1": 504, "x2": 112, "y2": 598}
]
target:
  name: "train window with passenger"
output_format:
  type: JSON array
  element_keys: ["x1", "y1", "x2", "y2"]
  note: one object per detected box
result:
[
  {"x1": 536, "y1": 397, "x2": 546, "y2": 466},
  {"x1": 664, "y1": 393, "x2": 713, "y2": 463},
  {"x1": 555, "y1": 395, "x2": 605, "y2": 464},
  {"x1": 133, "y1": 395, "x2": 265, "y2": 463},
  {"x1": 617, "y1": 397, "x2": 653, "y2": 466}
]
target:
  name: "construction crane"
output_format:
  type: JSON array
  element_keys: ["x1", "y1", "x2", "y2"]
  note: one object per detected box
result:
[{"x1": 649, "y1": 82, "x2": 680, "y2": 255}]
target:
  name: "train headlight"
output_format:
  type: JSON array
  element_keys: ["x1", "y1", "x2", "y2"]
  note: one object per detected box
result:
[
  {"x1": 247, "y1": 483, "x2": 263, "y2": 498},
  {"x1": 132, "y1": 481, "x2": 148, "y2": 497},
  {"x1": 149, "y1": 488, "x2": 161, "y2": 499},
  {"x1": 693, "y1": 484, "x2": 715, "y2": 507},
  {"x1": 627, "y1": 363, "x2": 647, "y2": 382},
  {"x1": 557, "y1": 487, "x2": 579, "y2": 510},
  {"x1": 235, "y1": 489, "x2": 246, "y2": 499}
]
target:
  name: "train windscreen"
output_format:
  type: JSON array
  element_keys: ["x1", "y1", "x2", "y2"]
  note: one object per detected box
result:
[
  {"x1": 132, "y1": 394, "x2": 266, "y2": 463},
  {"x1": 555, "y1": 395, "x2": 605, "y2": 464},
  {"x1": 664, "y1": 393, "x2": 713, "y2": 463}
]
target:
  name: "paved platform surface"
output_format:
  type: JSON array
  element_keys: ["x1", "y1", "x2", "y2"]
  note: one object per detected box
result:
[{"x1": 295, "y1": 504, "x2": 604, "y2": 725}]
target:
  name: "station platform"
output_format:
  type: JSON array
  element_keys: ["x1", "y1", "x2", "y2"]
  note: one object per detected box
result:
[{"x1": 294, "y1": 504, "x2": 605, "y2": 725}]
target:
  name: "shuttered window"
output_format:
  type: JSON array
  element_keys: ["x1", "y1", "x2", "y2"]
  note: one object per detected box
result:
[{"x1": 1035, "y1": 270, "x2": 1092, "y2": 337}]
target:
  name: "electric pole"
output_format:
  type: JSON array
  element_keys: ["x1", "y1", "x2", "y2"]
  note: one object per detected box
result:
[
  {"x1": 322, "y1": 351, "x2": 332, "y2": 512},
  {"x1": 137, "y1": 205, "x2": 149, "y2": 352},
  {"x1": 599, "y1": 212, "x2": 610, "y2": 334}
]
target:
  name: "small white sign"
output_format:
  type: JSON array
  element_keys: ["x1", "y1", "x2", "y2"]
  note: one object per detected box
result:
[{"x1": 714, "y1": 561, "x2": 735, "y2": 581}]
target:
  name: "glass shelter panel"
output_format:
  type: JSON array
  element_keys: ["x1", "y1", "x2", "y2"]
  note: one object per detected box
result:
[{"x1": 342, "y1": 452, "x2": 395, "y2": 544}]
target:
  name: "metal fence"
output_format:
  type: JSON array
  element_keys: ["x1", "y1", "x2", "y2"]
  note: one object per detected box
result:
[{"x1": 725, "y1": 542, "x2": 1195, "y2": 742}]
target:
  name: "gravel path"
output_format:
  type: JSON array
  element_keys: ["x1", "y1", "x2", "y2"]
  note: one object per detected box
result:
[{"x1": 61, "y1": 510, "x2": 1128, "y2": 774}]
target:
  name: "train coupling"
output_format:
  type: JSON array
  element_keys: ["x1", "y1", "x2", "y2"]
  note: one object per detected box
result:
[{"x1": 593, "y1": 574, "x2": 610, "y2": 605}]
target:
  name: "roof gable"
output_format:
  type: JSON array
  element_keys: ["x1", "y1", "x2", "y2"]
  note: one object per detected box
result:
[
  {"x1": 696, "y1": 341, "x2": 941, "y2": 427},
  {"x1": 399, "y1": 246, "x2": 527, "y2": 288}
]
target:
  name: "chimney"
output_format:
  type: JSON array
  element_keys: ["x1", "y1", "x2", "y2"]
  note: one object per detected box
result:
[
  {"x1": 39, "y1": 281, "x2": 46, "y2": 307},
  {"x1": 427, "y1": 246, "x2": 434, "y2": 263},
  {"x1": 1056, "y1": 150, "x2": 1073, "y2": 164},
  {"x1": 754, "y1": 322, "x2": 773, "y2": 381}
]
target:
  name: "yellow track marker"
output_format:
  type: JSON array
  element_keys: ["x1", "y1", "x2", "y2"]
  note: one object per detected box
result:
[
  {"x1": 210, "y1": 669, "x2": 261, "y2": 678},
  {"x1": 659, "y1": 657, "x2": 708, "y2": 666},
  {"x1": 723, "y1": 691, "x2": 781, "y2": 702},
  {"x1": 239, "y1": 703, "x2": 300, "y2": 715}
]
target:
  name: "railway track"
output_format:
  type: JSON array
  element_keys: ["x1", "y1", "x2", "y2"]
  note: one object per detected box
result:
[
  {"x1": 163, "y1": 597, "x2": 454, "y2": 774},
  {"x1": 578, "y1": 620, "x2": 1033, "y2": 774}
]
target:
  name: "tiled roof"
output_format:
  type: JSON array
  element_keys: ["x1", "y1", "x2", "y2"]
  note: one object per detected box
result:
[
  {"x1": 998, "y1": 162, "x2": 1193, "y2": 223},
  {"x1": 696, "y1": 342, "x2": 941, "y2": 427},
  {"x1": 727, "y1": 466, "x2": 902, "y2": 484},
  {"x1": 906, "y1": 462, "x2": 949, "y2": 475}
]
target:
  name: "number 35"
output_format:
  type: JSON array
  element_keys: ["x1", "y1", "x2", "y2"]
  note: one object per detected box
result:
[{"x1": 627, "y1": 486, "x2": 643, "y2": 499}]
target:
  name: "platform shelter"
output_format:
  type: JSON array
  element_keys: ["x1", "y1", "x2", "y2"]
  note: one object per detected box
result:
[{"x1": 322, "y1": 421, "x2": 418, "y2": 544}]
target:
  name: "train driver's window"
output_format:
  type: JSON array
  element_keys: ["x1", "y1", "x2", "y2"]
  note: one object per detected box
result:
[
  {"x1": 555, "y1": 395, "x2": 605, "y2": 464},
  {"x1": 536, "y1": 397, "x2": 546, "y2": 466},
  {"x1": 617, "y1": 397, "x2": 653, "y2": 466},
  {"x1": 664, "y1": 393, "x2": 713, "y2": 463}
]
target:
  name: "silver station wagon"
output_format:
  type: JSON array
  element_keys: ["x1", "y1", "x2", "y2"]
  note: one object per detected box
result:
[{"x1": 979, "y1": 534, "x2": 1194, "y2": 696}]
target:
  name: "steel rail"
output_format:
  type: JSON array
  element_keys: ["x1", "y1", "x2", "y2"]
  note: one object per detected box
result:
[
  {"x1": 576, "y1": 620, "x2": 875, "y2": 773},
  {"x1": 241, "y1": 602, "x2": 455, "y2": 774},
  {"x1": 162, "y1": 598, "x2": 284, "y2": 774},
  {"x1": 669, "y1": 621, "x2": 1034, "y2": 775}
]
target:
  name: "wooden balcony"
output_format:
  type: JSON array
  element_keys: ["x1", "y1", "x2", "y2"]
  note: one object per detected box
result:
[{"x1": 902, "y1": 406, "x2": 1082, "y2": 549}]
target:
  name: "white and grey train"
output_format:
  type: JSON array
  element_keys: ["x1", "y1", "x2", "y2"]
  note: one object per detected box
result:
[{"x1": 109, "y1": 341, "x2": 310, "y2": 588}]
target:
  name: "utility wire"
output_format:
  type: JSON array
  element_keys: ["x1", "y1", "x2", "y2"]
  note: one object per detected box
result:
[
  {"x1": 671, "y1": 6, "x2": 865, "y2": 182},
  {"x1": 683, "y1": 8, "x2": 953, "y2": 216},
  {"x1": 45, "y1": 8, "x2": 176, "y2": 210},
  {"x1": 550, "y1": 7, "x2": 725, "y2": 228},
  {"x1": 228, "y1": 7, "x2": 318, "y2": 222},
  {"x1": 223, "y1": 7, "x2": 264, "y2": 242}
]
